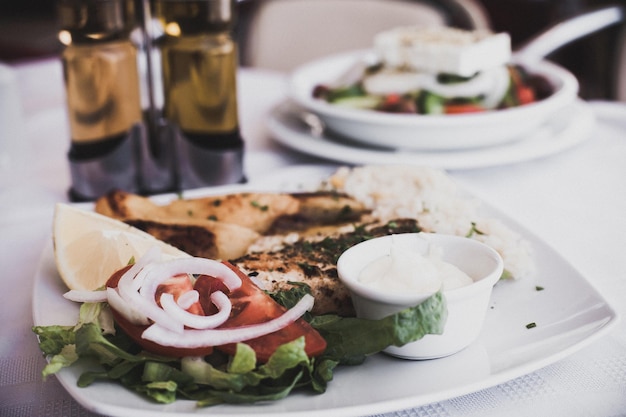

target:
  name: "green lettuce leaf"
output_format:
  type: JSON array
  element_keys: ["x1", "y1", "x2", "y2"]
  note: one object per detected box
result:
[
  {"x1": 311, "y1": 291, "x2": 447, "y2": 364},
  {"x1": 33, "y1": 289, "x2": 447, "y2": 406}
]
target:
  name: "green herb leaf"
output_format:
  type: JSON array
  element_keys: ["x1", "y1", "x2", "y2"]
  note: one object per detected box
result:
[{"x1": 311, "y1": 291, "x2": 447, "y2": 364}]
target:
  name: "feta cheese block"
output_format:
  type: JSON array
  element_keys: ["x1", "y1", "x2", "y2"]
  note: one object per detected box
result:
[{"x1": 374, "y1": 26, "x2": 512, "y2": 77}]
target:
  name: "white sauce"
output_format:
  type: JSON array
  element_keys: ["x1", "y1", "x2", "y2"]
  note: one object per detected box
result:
[{"x1": 358, "y1": 236, "x2": 473, "y2": 294}]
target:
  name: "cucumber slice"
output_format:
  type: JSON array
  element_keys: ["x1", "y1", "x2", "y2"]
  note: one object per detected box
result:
[
  {"x1": 327, "y1": 85, "x2": 366, "y2": 102},
  {"x1": 418, "y1": 91, "x2": 446, "y2": 115}
]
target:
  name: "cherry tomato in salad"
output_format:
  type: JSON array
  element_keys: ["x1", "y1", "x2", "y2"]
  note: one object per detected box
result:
[
  {"x1": 444, "y1": 103, "x2": 485, "y2": 114},
  {"x1": 212, "y1": 263, "x2": 327, "y2": 362},
  {"x1": 378, "y1": 94, "x2": 417, "y2": 113},
  {"x1": 516, "y1": 85, "x2": 536, "y2": 105}
]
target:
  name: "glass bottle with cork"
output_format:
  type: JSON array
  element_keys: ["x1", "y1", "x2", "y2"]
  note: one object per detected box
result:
[{"x1": 57, "y1": 0, "x2": 144, "y2": 200}]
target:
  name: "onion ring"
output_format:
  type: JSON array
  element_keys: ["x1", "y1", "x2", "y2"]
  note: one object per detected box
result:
[
  {"x1": 160, "y1": 291, "x2": 231, "y2": 330},
  {"x1": 111, "y1": 252, "x2": 244, "y2": 334},
  {"x1": 177, "y1": 290, "x2": 199, "y2": 310},
  {"x1": 106, "y1": 287, "x2": 150, "y2": 325},
  {"x1": 69, "y1": 247, "x2": 315, "y2": 351},
  {"x1": 63, "y1": 289, "x2": 107, "y2": 303},
  {"x1": 141, "y1": 294, "x2": 314, "y2": 348}
]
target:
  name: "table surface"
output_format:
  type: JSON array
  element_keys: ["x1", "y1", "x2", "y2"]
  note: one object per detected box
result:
[{"x1": 1, "y1": 58, "x2": 625, "y2": 417}]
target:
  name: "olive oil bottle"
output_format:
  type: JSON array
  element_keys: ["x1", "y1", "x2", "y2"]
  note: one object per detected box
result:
[
  {"x1": 58, "y1": 0, "x2": 143, "y2": 200},
  {"x1": 153, "y1": 0, "x2": 245, "y2": 188}
]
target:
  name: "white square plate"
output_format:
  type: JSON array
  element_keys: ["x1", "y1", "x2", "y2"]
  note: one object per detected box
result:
[{"x1": 33, "y1": 165, "x2": 619, "y2": 417}]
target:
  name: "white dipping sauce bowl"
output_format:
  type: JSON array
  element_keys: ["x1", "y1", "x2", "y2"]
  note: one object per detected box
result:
[{"x1": 336, "y1": 233, "x2": 504, "y2": 360}]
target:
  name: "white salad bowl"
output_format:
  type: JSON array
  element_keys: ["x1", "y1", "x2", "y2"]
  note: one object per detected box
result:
[
  {"x1": 288, "y1": 50, "x2": 579, "y2": 151},
  {"x1": 336, "y1": 232, "x2": 504, "y2": 360}
]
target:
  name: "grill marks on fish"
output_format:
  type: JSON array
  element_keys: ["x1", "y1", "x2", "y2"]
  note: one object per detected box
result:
[{"x1": 234, "y1": 219, "x2": 422, "y2": 316}]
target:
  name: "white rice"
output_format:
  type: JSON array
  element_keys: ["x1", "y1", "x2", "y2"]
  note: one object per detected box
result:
[{"x1": 324, "y1": 165, "x2": 535, "y2": 279}]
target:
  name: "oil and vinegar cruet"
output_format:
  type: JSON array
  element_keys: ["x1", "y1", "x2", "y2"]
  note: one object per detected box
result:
[
  {"x1": 56, "y1": 0, "x2": 245, "y2": 201},
  {"x1": 153, "y1": 0, "x2": 245, "y2": 189}
]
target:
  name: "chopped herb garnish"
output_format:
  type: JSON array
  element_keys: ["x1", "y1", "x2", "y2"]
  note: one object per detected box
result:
[
  {"x1": 212, "y1": 199, "x2": 222, "y2": 207},
  {"x1": 251, "y1": 201, "x2": 269, "y2": 211},
  {"x1": 297, "y1": 262, "x2": 318, "y2": 277},
  {"x1": 208, "y1": 215, "x2": 218, "y2": 221},
  {"x1": 466, "y1": 222, "x2": 486, "y2": 237},
  {"x1": 526, "y1": 322, "x2": 537, "y2": 329},
  {"x1": 500, "y1": 269, "x2": 514, "y2": 280},
  {"x1": 535, "y1": 286, "x2": 544, "y2": 291},
  {"x1": 338, "y1": 205, "x2": 353, "y2": 219}
]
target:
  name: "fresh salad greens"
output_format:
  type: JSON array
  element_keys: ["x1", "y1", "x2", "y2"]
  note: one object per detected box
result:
[
  {"x1": 33, "y1": 286, "x2": 446, "y2": 407},
  {"x1": 313, "y1": 64, "x2": 554, "y2": 115}
]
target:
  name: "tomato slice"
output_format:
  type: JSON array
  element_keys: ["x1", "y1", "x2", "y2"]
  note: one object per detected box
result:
[
  {"x1": 105, "y1": 262, "x2": 327, "y2": 362},
  {"x1": 444, "y1": 103, "x2": 485, "y2": 114},
  {"x1": 199, "y1": 262, "x2": 327, "y2": 362},
  {"x1": 516, "y1": 85, "x2": 536, "y2": 105},
  {"x1": 106, "y1": 266, "x2": 215, "y2": 358}
]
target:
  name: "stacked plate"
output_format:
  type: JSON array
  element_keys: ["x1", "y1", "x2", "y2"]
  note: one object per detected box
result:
[{"x1": 268, "y1": 50, "x2": 594, "y2": 170}]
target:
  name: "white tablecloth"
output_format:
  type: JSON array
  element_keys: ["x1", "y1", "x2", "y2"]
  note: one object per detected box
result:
[{"x1": 1, "y1": 58, "x2": 625, "y2": 417}]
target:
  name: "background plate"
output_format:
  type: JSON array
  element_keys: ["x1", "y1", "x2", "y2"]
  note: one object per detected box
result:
[
  {"x1": 268, "y1": 100, "x2": 594, "y2": 170},
  {"x1": 288, "y1": 50, "x2": 579, "y2": 150},
  {"x1": 33, "y1": 165, "x2": 618, "y2": 417}
]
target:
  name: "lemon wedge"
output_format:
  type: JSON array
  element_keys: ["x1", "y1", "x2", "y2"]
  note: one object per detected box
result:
[{"x1": 53, "y1": 203, "x2": 190, "y2": 291}]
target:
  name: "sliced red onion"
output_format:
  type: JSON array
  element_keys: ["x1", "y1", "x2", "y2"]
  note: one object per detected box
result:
[
  {"x1": 177, "y1": 290, "x2": 199, "y2": 310},
  {"x1": 113, "y1": 253, "x2": 244, "y2": 335},
  {"x1": 160, "y1": 291, "x2": 231, "y2": 330},
  {"x1": 62, "y1": 247, "x2": 163, "y2": 305},
  {"x1": 124, "y1": 284, "x2": 185, "y2": 333},
  {"x1": 141, "y1": 294, "x2": 315, "y2": 348},
  {"x1": 114, "y1": 250, "x2": 186, "y2": 333},
  {"x1": 106, "y1": 287, "x2": 150, "y2": 326},
  {"x1": 139, "y1": 258, "x2": 242, "y2": 301},
  {"x1": 77, "y1": 247, "x2": 308, "y2": 349},
  {"x1": 116, "y1": 246, "x2": 162, "y2": 302},
  {"x1": 134, "y1": 258, "x2": 242, "y2": 333},
  {"x1": 63, "y1": 289, "x2": 107, "y2": 303}
]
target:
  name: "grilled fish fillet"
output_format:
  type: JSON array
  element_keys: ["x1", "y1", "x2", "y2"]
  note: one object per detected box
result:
[{"x1": 234, "y1": 219, "x2": 423, "y2": 316}]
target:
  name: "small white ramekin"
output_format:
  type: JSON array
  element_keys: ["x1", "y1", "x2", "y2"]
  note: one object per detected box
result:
[{"x1": 337, "y1": 232, "x2": 504, "y2": 359}]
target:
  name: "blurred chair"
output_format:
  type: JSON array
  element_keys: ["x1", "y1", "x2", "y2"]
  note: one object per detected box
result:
[
  {"x1": 515, "y1": 4, "x2": 625, "y2": 101},
  {"x1": 479, "y1": 1, "x2": 625, "y2": 101},
  {"x1": 236, "y1": 0, "x2": 492, "y2": 72}
]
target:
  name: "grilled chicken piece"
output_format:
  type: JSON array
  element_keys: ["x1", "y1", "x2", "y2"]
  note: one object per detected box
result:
[
  {"x1": 266, "y1": 192, "x2": 370, "y2": 234},
  {"x1": 96, "y1": 190, "x2": 368, "y2": 235},
  {"x1": 95, "y1": 190, "x2": 301, "y2": 234},
  {"x1": 94, "y1": 190, "x2": 260, "y2": 259},
  {"x1": 124, "y1": 218, "x2": 260, "y2": 260},
  {"x1": 163, "y1": 193, "x2": 301, "y2": 234},
  {"x1": 234, "y1": 219, "x2": 422, "y2": 317},
  {"x1": 95, "y1": 189, "x2": 168, "y2": 220}
]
